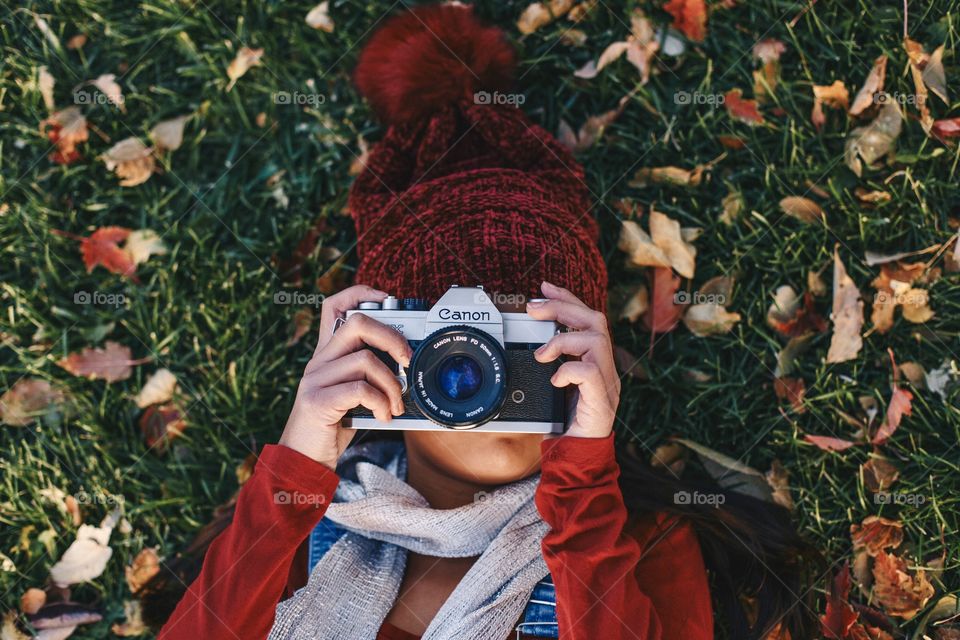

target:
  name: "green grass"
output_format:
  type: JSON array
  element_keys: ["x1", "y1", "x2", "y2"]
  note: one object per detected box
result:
[{"x1": 1, "y1": 0, "x2": 959, "y2": 637}]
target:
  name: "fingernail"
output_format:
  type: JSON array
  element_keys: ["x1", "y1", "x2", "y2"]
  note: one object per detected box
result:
[
  {"x1": 534, "y1": 344, "x2": 546, "y2": 356},
  {"x1": 394, "y1": 399, "x2": 404, "y2": 415},
  {"x1": 542, "y1": 280, "x2": 556, "y2": 291},
  {"x1": 527, "y1": 300, "x2": 545, "y2": 308}
]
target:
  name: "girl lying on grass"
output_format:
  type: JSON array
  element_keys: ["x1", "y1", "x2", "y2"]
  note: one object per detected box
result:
[{"x1": 147, "y1": 5, "x2": 819, "y2": 639}]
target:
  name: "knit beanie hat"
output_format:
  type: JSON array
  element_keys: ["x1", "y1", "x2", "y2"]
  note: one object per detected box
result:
[{"x1": 348, "y1": 3, "x2": 608, "y2": 311}]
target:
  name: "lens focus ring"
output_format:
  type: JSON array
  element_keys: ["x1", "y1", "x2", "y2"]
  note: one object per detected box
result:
[{"x1": 408, "y1": 325, "x2": 508, "y2": 429}]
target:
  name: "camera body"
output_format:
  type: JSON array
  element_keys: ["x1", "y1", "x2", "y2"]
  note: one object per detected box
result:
[{"x1": 341, "y1": 286, "x2": 566, "y2": 434}]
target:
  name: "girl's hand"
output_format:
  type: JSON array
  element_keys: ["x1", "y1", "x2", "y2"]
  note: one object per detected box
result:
[
  {"x1": 279, "y1": 285, "x2": 413, "y2": 470},
  {"x1": 526, "y1": 281, "x2": 620, "y2": 439}
]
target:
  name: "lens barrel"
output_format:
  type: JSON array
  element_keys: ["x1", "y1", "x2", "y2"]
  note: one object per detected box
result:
[{"x1": 408, "y1": 325, "x2": 508, "y2": 428}]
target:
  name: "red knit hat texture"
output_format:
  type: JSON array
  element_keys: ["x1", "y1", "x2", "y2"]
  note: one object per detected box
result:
[{"x1": 349, "y1": 3, "x2": 608, "y2": 311}]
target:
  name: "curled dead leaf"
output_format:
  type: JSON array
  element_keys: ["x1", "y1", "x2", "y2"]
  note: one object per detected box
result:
[
  {"x1": 134, "y1": 369, "x2": 178, "y2": 409},
  {"x1": 102, "y1": 137, "x2": 155, "y2": 187},
  {"x1": 849, "y1": 55, "x2": 887, "y2": 116},
  {"x1": 851, "y1": 516, "x2": 904, "y2": 557},
  {"x1": 682, "y1": 303, "x2": 740, "y2": 336},
  {"x1": 779, "y1": 196, "x2": 825, "y2": 224},
  {"x1": 150, "y1": 114, "x2": 191, "y2": 152},
  {"x1": 305, "y1": 1, "x2": 335, "y2": 32},
  {"x1": 861, "y1": 456, "x2": 899, "y2": 493},
  {"x1": 0, "y1": 379, "x2": 66, "y2": 426},
  {"x1": 872, "y1": 550, "x2": 934, "y2": 619},
  {"x1": 811, "y1": 80, "x2": 848, "y2": 129},
  {"x1": 40, "y1": 107, "x2": 89, "y2": 164},
  {"x1": 226, "y1": 46, "x2": 264, "y2": 91},
  {"x1": 826, "y1": 247, "x2": 863, "y2": 363},
  {"x1": 845, "y1": 99, "x2": 902, "y2": 177}
]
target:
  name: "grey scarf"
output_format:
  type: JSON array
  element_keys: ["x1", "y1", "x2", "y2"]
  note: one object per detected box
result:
[{"x1": 268, "y1": 440, "x2": 550, "y2": 640}]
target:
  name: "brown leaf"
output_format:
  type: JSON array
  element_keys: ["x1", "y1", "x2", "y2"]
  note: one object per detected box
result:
[
  {"x1": 305, "y1": 1, "x2": 335, "y2": 32},
  {"x1": 873, "y1": 551, "x2": 935, "y2": 619},
  {"x1": 827, "y1": 247, "x2": 863, "y2": 363},
  {"x1": 643, "y1": 267, "x2": 683, "y2": 334},
  {"x1": 765, "y1": 459, "x2": 793, "y2": 510},
  {"x1": 139, "y1": 403, "x2": 187, "y2": 450},
  {"x1": 631, "y1": 164, "x2": 706, "y2": 188},
  {"x1": 125, "y1": 547, "x2": 160, "y2": 593},
  {"x1": 286, "y1": 308, "x2": 314, "y2": 347},
  {"x1": 40, "y1": 107, "x2": 89, "y2": 164},
  {"x1": 845, "y1": 100, "x2": 902, "y2": 177},
  {"x1": 774, "y1": 377, "x2": 806, "y2": 413},
  {"x1": 516, "y1": 0, "x2": 574, "y2": 34},
  {"x1": 779, "y1": 196, "x2": 824, "y2": 223},
  {"x1": 58, "y1": 341, "x2": 145, "y2": 382},
  {"x1": 849, "y1": 55, "x2": 887, "y2": 116},
  {"x1": 663, "y1": 0, "x2": 707, "y2": 42},
  {"x1": 619, "y1": 285, "x2": 649, "y2": 323},
  {"x1": 804, "y1": 434, "x2": 857, "y2": 452},
  {"x1": 862, "y1": 456, "x2": 899, "y2": 493},
  {"x1": 852, "y1": 516, "x2": 904, "y2": 557},
  {"x1": 820, "y1": 562, "x2": 859, "y2": 639},
  {"x1": 767, "y1": 286, "x2": 827, "y2": 337},
  {"x1": 725, "y1": 89, "x2": 764, "y2": 125},
  {"x1": 682, "y1": 303, "x2": 740, "y2": 336},
  {"x1": 812, "y1": 80, "x2": 849, "y2": 129},
  {"x1": 20, "y1": 588, "x2": 46, "y2": 615},
  {"x1": 226, "y1": 46, "x2": 264, "y2": 91},
  {"x1": 103, "y1": 137, "x2": 155, "y2": 187},
  {"x1": 134, "y1": 369, "x2": 178, "y2": 409},
  {"x1": 0, "y1": 379, "x2": 66, "y2": 426},
  {"x1": 150, "y1": 115, "x2": 191, "y2": 152}
]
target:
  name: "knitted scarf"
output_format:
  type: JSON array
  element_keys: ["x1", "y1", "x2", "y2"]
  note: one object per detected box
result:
[{"x1": 267, "y1": 440, "x2": 550, "y2": 640}]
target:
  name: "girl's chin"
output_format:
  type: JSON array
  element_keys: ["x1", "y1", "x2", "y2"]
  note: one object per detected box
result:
[{"x1": 404, "y1": 430, "x2": 543, "y2": 484}]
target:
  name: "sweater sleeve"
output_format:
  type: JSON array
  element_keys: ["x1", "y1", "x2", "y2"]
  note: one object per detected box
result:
[
  {"x1": 158, "y1": 444, "x2": 339, "y2": 640},
  {"x1": 535, "y1": 434, "x2": 713, "y2": 640}
]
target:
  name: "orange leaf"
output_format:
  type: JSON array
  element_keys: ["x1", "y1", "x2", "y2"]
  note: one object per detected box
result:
[
  {"x1": 820, "y1": 562, "x2": 858, "y2": 639},
  {"x1": 79, "y1": 226, "x2": 136, "y2": 278},
  {"x1": 851, "y1": 516, "x2": 904, "y2": 557},
  {"x1": 57, "y1": 341, "x2": 146, "y2": 382},
  {"x1": 663, "y1": 0, "x2": 707, "y2": 42},
  {"x1": 642, "y1": 267, "x2": 683, "y2": 334},
  {"x1": 872, "y1": 551, "x2": 934, "y2": 619},
  {"x1": 872, "y1": 350, "x2": 914, "y2": 444},
  {"x1": 804, "y1": 434, "x2": 857, "y2": 452},
  {"x1": 724, "y1": 89, "x2": 764, "y2": 125}
]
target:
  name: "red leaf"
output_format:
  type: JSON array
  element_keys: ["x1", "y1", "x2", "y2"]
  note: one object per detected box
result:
[
  {"x1": 931, "y1": 117, "x2": 960, "y2": 141},
  {"x1": 79, "y1": 227, "x2": 137, "y2": 279},
  {"x1": 872, "y1": 349, "x2": 914, "y2": 444},
  {"x1": 804, "y1": 434, "x2": 857, "y2": 452},
  {"x1": 139, "y1": 403, "x2": 187, "y2": 450},
  {"x1": 663, "y1": 0, "x2": 707, "y2": 42},
  {"x1": 774, "y1": 377, "x2": 807, "y2": 413},
  {"x1": 642, "y1": 267, "x2": 683, "y2": 334},
  {"x1": 57, "y1": 341, "x2": 147, "y2": 382},
  {"x1": 821, "y1": 562, "x2": 859, "y2": 639},
  {"x1": 770, "y1": 292, "x2": 828, "y2": 337},
  {"x1": 725, "y1": 89, "x2": 765, "y2": 125}
]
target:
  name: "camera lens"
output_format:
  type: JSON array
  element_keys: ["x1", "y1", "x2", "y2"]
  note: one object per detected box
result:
[
  {"x1": 408, "y1": 325, "x2": 507, "y2": 429},
  {"x1": 436, "y1": 356, "x2": 483, "y2": 401}
]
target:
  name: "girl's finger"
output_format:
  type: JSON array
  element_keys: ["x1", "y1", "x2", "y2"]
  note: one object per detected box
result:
[
  {"x1": 313, "y1": 312, "x2": 412, "y2": 369},
  {"x1": 525, "y1": 298, "x2": 606, "y2": 332},
  {"x1": 540, "y1": 280, "x2": 590, "y2": 308},
  {"x1": 316, "y1": 285, "x2": 388, "y2": 351},
  {"x1": 534, "y1": 331, "x2": 612, "y2": 368},
  {"x1": 303, "y1": 349, "x2": 405, "y2": 415},
  {"x1": 316, "y1": 379, "x2": 393, "y2": 424},
  {"x1": 551, "y1": 361, "x2": 612, "y2": 413}
]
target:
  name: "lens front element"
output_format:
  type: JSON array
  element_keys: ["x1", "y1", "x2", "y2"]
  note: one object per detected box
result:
[{"x1": 409, "y1": 326, "x2": 507, "y2": 428}]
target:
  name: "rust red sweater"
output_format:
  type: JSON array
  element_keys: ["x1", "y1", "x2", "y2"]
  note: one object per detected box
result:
[{"x1": 158, "y1": 435, "x2": 713, "y2": 639}]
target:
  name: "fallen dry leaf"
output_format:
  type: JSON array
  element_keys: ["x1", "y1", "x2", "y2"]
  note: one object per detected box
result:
[
  {"x1": 852, "y1": 516, "x2": 903, "y2": 557},
  {"x1": 752, "y1": 39, "x2": 785, "y2": 101},
  {"x1": 40, "y1": 107, "x2": 89, "y2": 164},
  {"x1": 932, "y1": 117, "x2": 960, "y2": 142},
  {"x1": 682, "y1": 303, "x2": 740, "y2": 336},
  {"x1": 226, "y1": 46, "x2": 264, "y2": 91},
  {"x1": 619, "y1": 285, "x2": 649, "y2": 323},
  {"x1": 305, "y1": 1, "x2": 335, "y2": 32},
  {"x1": 643, "y1": 267, "x2": 683, "y2": 334},
  {"x1": 618, "y1": 220, "x2": 671, "y2": 270},
  {"x1": 854, "y1": 188, "x2": 891, "y2": 205},
  {"x1": 765, "y1": 459, "x2": 793, "y2": 510},
  {"x1": 150, "y1": 114, "x2": 191, "y2": 152},
  {"x1": 125, "y1": 548, "x2": 160, "y2": 593},
  {"x1": 826, "y1": 247, "x2": 863, "y2": 363},
  {"x1": 861, "y1": 456, "x2": 899, "y2": 493},
  {"x1": 89, "y1": 73, "x2": 125, "y2": 111},
  {"x1": 849, "y1": 55, "x2": 887, "y2": 116},
  {"x1": 0, "y1": 379, "x2": 66, "y2": 426},
  {"x1": 804, "y1": 434, "x2": 857, "y2": 452},
  {"x1": 516, "y1": 0, "x2": 574, "y2": 34},
  {"x1": 49, "y1": 510, "x2": 120, "y2": 587},
  {"x1": 20, "y1": 588, "x2": 46, "y2": 615},
  {"x1": 102, "y1": 137, "x2": 155, "y2": 187},
  {"x1": 139, "y1": 403, "x2": 187, "y2": 450},
  {"x1": 845, "y1": 99, "x2": 902, "y2": 177},
  {"x1": 38, "y1": 66, "x2": 55, "y2": 111},
  {"x1": 67, "y1": 34, "x2": 87, "y2": 49},
  {"x1": 811, "y1": 80, "x2": 848, "y2": 129},
  {"x1": 286, "y1": 308, "x2": 315, "y2": 347},
  {"x1": 873, "y1": 550, "x2": 935, "y2": 619},
  {"x1": 583, "y1": 9, "x2": 659, "y2": 83},
  {"x1": 58, "y1": 341, "x2": 146, "y2": 383},
  {"x1": 111, "y1": 599, "x2": 147, "y2": 636},
  {"x1": 663, "y1": 0, "x2": 707, "y2": 42},
  {"x1": 720, "y1": 189, "x2": 743, "y2": 225},
  {"x1": 557, "y1": 94, "x2": 630, "y2": 152},
  {"x1": 872, "y1": 353, "x2": 913, "y2": 445},
  {"x1": 774, "y1": 377, "x2": 806, "y2": 413},
  {"x1": 870, "y1": 262, "x2": 934, "y2": 333},
  {"x1": 725, "y1": 89, "x2": 764, "y2": 125},
  {"x1": 134, "y1": 369, "x2": 178, "y2": 409},
  {"x1": 820, "y1": 562, "x2": 858, "y2": 639},
  {"x1": 631, "y1": 165, "x2": 705, "y2": 188},
  {"x1": 767, "y1": 287, "x2": 827, "y2": 337},
  {"x1": 779, "y1": 196, "x2": 825, "y2": 224}
]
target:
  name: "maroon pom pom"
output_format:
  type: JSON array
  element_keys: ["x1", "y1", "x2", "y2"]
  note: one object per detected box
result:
[{"x1": 353, "y1": 4, "x2": 517, "y2": 125}]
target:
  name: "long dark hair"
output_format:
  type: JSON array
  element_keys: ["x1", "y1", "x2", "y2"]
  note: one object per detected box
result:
[{"x1": 140, "y1": 434, "x2": 822, "y2": 638}]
